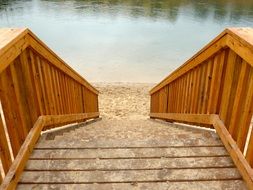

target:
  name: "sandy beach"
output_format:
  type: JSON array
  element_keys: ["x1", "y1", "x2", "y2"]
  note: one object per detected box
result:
[{"x1": 93, "y1": 83, "x2": 155, "y2": 120}]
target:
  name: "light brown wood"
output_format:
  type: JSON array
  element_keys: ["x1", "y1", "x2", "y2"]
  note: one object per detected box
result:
[
  {"x1": 0, "y1": 28, "x2": 100, "y2": 188},
  {"x1": 236, "y1": 70, "x2": 253, "y2": 151},
  {"x1": 219, "y1": 50, "x2": 237, "y2": 124},
  {"x1": 228, "y1": 61, "x2": 249, "y2": 138},
  {"x1": 0, "y1": 112, "x2": 99, "y2": 190},
  {"x1": 0, "y1": 115, "x2": 12, "y2": 174},
  {"x1": 211, "y1": 115, "x2": 253, "y2": 190},
  {"x1": 149, "y1": 113, "x2": 213, "y2": 125},
  {"x1": 246, "y1": 130, "x2": 253, "y2": 167},
  {"x1": 150, "y1": 32, "x2": 228, "y2": 94},
  {"x1": 150, "y1": 28, "x2": 253, "y2": 94},
  {"x1": 150, "y1": 27, "x2": 253, "y2": 190}
]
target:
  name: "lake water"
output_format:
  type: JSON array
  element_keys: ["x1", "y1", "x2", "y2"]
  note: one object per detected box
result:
[{"x1": 0, "y1": 0, "x2": 253, "y2": 83}]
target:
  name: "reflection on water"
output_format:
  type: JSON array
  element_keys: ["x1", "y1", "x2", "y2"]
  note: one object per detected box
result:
[{"x1": 0, "y1": 0, "x2": 253, "y2": 82}]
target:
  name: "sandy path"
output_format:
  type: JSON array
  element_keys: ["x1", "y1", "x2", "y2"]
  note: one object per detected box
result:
[{"x1": 93, "y1": 83, "x2": 155, "y2": 120}]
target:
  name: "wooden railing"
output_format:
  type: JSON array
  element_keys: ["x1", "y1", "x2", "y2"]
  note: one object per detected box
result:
[
  {"x1": 0, "y1": 28, "x2": 99, "y2": 189},
  {"x1": 150, "y1": 28, "x2": 253, "y2": 190}
]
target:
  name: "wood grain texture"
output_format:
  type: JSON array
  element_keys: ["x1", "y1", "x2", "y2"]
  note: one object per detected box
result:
[
  {"x1": 0, "y1": 28, "x2": 100, "y2": 189},
  {"x1": 0, "y1": 113, "x2": 99, "y2": 190},
  {"x1": 150, "y1": 27, "x2": 253, "y2": 190}
]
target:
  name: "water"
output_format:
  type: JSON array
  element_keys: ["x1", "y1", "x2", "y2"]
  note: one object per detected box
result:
[{"x1": 0, "y1": 0, "x2": 253, "y2": 83}]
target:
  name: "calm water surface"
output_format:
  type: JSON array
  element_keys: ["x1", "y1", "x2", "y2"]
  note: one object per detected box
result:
[{"x1": 0, "y1": 0, "x2": 253, "y2": 82}]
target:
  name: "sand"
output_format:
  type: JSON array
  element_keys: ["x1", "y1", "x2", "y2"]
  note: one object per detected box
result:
[{"x1": 93, "y1": 83, "x2": 155, "y2": 120}]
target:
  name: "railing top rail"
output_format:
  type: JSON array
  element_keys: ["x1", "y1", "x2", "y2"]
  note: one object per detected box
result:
[
  {"x1": 0, "y1": 28, "x2": 99, "y2": 95},
  {"x1": 150, "y1": 27, "x2": 253, "y2": 95}
]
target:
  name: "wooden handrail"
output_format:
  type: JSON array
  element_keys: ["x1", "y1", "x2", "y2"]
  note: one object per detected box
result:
[
  {"x1": 0, "y1": 28, "x2": 100, "y2": 187},
  {"x1": 150, "y1": 28, "x2": 253, "y2": 189},
  {"x1": 0, "y1": 112, "x2": 99, "y2": 190}
]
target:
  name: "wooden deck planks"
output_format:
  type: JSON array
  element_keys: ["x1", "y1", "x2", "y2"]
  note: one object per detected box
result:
[
  {"x1": 19, "y1": 168, "x2": 242, "y2": 183},
  {"x1": 30, "y1": 146, "x2": 229, "y2": 159},
  {"x1": 25, "y1": 157, "x2": 234, "y2": 170},
  {"x1": 17, "y1": 181, "x2": 247, "y2": 190},
  {"x1": 16, "y1": 120, "x2": 246, "y2": 189}
]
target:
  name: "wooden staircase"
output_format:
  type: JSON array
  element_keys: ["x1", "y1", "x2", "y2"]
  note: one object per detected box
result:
[
  {"x1": 1, "y1": 28, "x2": 253, "y2": 189},
  {"x1": 17, "y1": 119, "x2": 246, "y2": 189}
]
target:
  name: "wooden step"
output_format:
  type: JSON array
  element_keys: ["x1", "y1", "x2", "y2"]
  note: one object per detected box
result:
[
  {"x1": 19, "y1": 168, "x2": 242, "y2": 183},
  {"x1": 30, "y1": 146, "x2": 229, "y2": 159},
  {"x1": 17, "y1": 180, "x2": 247, "y2": 190},
  {"x1": 25, "y1": 157, "x2": 234, "y2": 170},
  {"x1": 36, "y1": 137, "x2": 223, "y2": 149}
]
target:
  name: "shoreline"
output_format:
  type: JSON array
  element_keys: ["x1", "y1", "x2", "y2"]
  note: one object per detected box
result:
[{"x1": 93, "y1": 83, "x2": 155, "y2": 120}]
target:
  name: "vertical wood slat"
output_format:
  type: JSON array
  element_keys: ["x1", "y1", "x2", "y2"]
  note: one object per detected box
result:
[
  {"x1": 207, "y1": 50, "x2": 226, "y2": 114},
  {"x1": 0, "y1": 115, "x2": 12, "y2": 174},
  {"x1": 0, "y1": 170, "x2": 2, "y2": 184},
  {"x1": 246, "y1": 130, "x2": 253, "y2": 167},
  {"x1": 224, "y1": 56, "x2": 242, "y2": 128},
  {"x1": 186, "y1": 70, "x2": 193, "y2": 113},
  {"x1": 201, "y1": 59, "x2": 213, "y2": 114},
  {"x1": 36, "y1": 55, "x2": 49, "y2": 114},
  {"x1": 20, "y1": 50, "x2": 40, "y2": 125},
  {"x1": 158, "y1": 86, "x2": 168, "y2": 113},
  {"x1": 236, "y1": 69, "x2": 253, "y2": 151},
  {"x1": 0, "y1": 67, "x2": 24, "y2": 156},
  {"x1": 229, "y1": 61, "x2": 250, "y2": 138},
  {"x1": 219, "y1": 50, "x2": 237, "y2": 124},
  {"x1": 197, "y1": 64, "x2": 206, "y2": 114},
  {"x1": 29, "y1": 49, "x2": 45, "y2": 115},
  {"x1": 9, "y1": 62, "x2": 30, "y2": 135},
  {"x1": 149, "y1": 28, "x2": 253, "y2": 189}
]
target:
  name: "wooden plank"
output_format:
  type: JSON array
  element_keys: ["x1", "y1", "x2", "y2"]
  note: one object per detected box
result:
[
  {"x1": 158, "y1": 86, "x2": 168, "y2": 113},
  {"x1": 27, "y1": 33, "x2": 98, "y2": 95},
  {"x1": 150, "y1": 28, "x2": 253, "y2": 95},
  {"x1": 16, "y1": 181, "x2": 247, "y2": 190},
  {"x1": 0, "y1": 113, "x2": 99, "y2": 190},
  {"x1": 212, "y1": 115, "x2": 253, "y2": 190},
  {"x1": 0, "y1": 29, "x2": 27, "y2": 57},
  {"x1": 186, "y1": 70, "x2": 194, "y2": 113},
  {"x1": 0, "y1": 30, "x2": 29, "y2": 74},
  {"x1": 25, "y1": 157, "x2": 234, "y2": 170},
  {"x1": 29, "y1": 50, "x2": 45, "y2": 115},
  {"x1": 20, "y1": 49, "x2": 40, "y2": 127},
  {"x1": 224, "y1": 56, "x2": 242, "y2": 128},
  {"x1": 189, "y1": 69, "x2": 197, "y2": 113},
  {"x1": 226, "y1": 32, "x2": 253, "y2": 68},
  {"x1": 20, "y1": 168, "x2": 242, "y2": 183},
  {"x1": 0, "y1": 115, "x2": 12, "y2": 174},
  {"x1": 36, "y1": 56, "x2": 50, "y2": 115},
  {"x1": 236, "y1": 69, "x2": 253, "y2": 151},
  {"x1": 36, "y1": 137, "x2": 223, "y2": 149},
  {"x1": 228, "y1": 61, "x2": 250, "y2": 138},
  {"x1": 219, "y1": 49, "x2": 237, "y2": 123},
  {"x1": 9, "y1": 61, "x2": 30, "y2": 135},
  {"x1": 150, "y1": 32, "x2": 228, "y2": 94},
  {"x1": 30, "y1": 147, "x2": 229, "y2": 159},
  {"x1": 193, "y1": 66, "x2": 202, "y2": 113},
  {"x1": 201, "y1": 59, "x2": 213, "y2": 114},
  {"x1": 0, "y1": 67, "x2": 24, "y2": 156},
  {"x1": 54, "y1": 69, "x2": 64, "y2": 114},
  {"x1": 0, "y1": 117, "x2": 44, "y2": 190},
  {"x1": 150, "y1": 113, "x2": 213, "y2": 125},
  {"x1": 182, "y1": 73, "x2": 189, "y2": 113},
  {"x1": 246, "y1": 129, "x2": 253, "y2": 167},
  {"x1": 50, "y1": 67, "x2": 60, "y2": 115},
  {"x1": 197, "y1": 65, "x2": 205, "y2": 114}
]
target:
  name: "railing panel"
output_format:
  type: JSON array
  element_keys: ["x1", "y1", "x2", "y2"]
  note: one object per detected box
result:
[
  {"x1": 150, "y1": 28, "x2": 253, "y2": 189},
  {"x1": 0, "y1": 115, "x2": 12, "y2": 174},
  {"x1": 0, "y1": 66, "x2": 25, "y2": 156},
  {"x1": 0, "y1": 28, "x2": 99, "y2": 186},
  {"x1": 246, "y1": 129, "x2": 253, "y2": 167}
]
